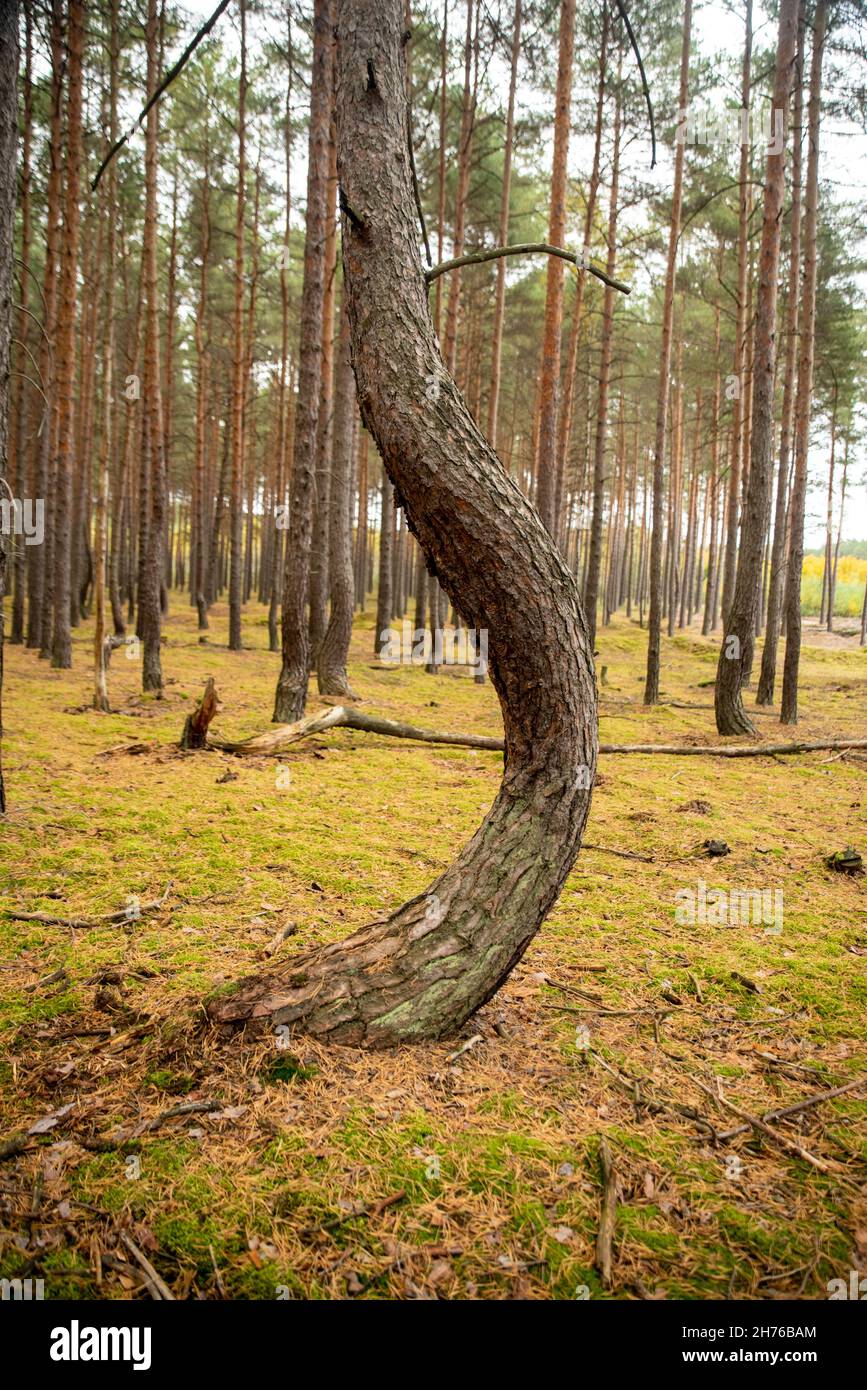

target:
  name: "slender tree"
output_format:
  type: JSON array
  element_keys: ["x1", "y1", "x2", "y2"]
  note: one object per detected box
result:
[
  {"x1": 51, "y1": 0, "x2": 86, "y2": 669},
  {"x1": 644, "y1": 0, "x2": 692, "y2": 705},
  {"x1": 228, "y1": 0, "x2": 247, "y2": 651},
  {"x1": 781, "y1": 0, "x2": 828, "y2": 725},
  {"x1": 757, "y1": 0, "x2": 805, "y2": 704},
  {"x1": 139, "y1": 0, "x2": 168, "y2": 693},
  {"x1": 486, "y1": 0, "x2": 521, "y2": 455},
  {"x1": 714, "y1": 0, "x2": 799, "y2": 734},
  {"x1": 93, "y1": 0, "x2": 120, "y2": 711},
  {"x1": 534, "y1": 0, "x2": 576, "y2": 534},
  {"x1": 0, "y1": 0, "x2": 19, "y2": 811},
  {"x1": 318, "y1": 299, "x2": 357, "y2": 695},
  {"x1": 273, "y1": 0, "x2": 332, "y2": 721}
]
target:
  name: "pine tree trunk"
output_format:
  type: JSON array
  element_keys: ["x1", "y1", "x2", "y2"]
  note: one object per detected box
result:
[
  {"x1": 534, "y1": 0, "x2": 575, "y2": 535},
  {"x1": 583, "y1": 64, "x2": 620, "y2": 650},
  {"x1": 486, "y1": 0, "x2": 520, "y2": 454},
  {"x1": 268, "y1": 13, "x2": 294, "y2": 653},
  {"x1": 139, "y1": 0, "x2": 167, "y2": 694},
  {"x1": 756, "y1": 3, "x2": 802, "y2": 702},
  {"x1": 0, "y1": 0, "x2": 19, "y2": 811},
  {"x1": 374, "y1": 469, "x2": 394, "y2": 654},
  {"x1": 781, "y1": 0, "x2": 828, "y2": 725},
  {"x1": 715, "y1": 0, "x2": 798, "y2": 735},
  {"x1": 9, "y1": 5, "x2": 30, "y2": 645},
  {"x1": 644, "y1": 0, "x2": 692, "y2": 704},
  {"x1": 442, "y1": 0, "x2": 476, "y2": 376},
  {"x1": 720, "y1": 0, "x2": 753, "y2": 629},
  {"x1": 554, "y1": 0, "x2": 609, "y2": 538},
  {"x1": 29, "y1": 5, "x2": 63, "y2": 653},
  {"x1": 273, "y1": 0, "x2": 331, "y2": 722},
  {"x1": 93, "y1": 0, "x2": 119, "y2": 713},
  {"x1": 51, "y1": 0, "x2": 85, "y2": 670},
  {"x1": 228, "y1": 0, "x2": 247, "y2": 652},
  {"x1": 208, "y1": 0, "x2": 598, "y2": 1046},
  {"x1": 309, "y1": 75, "x2": 339, "y2": 664},
  {"x1": 317, "y1": 300, "x2": 357, "y2": 695}
]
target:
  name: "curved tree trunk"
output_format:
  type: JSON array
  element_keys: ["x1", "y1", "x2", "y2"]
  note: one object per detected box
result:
[{"x1": 207, "y1": 0, "x2": 598, "y2": 1048}]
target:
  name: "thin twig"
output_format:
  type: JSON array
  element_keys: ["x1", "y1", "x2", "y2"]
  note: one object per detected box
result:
[
  {"x1": 92, "y1": 0, "x2": 232, "y2": 191},
  {"x1": 716, "y1": 1077, "x2": 866, "y2": 1143},
  {"x1": 691, "y1": 1078, "x2": 839, "y2": 1173},
  {"x1": 120, "y1": 1233, "x2": 175, "y2": 1300}
]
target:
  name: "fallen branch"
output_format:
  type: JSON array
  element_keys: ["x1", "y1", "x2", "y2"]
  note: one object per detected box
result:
[
  {"x1": 5, "y1": 883, "x2": 173, "y2": 930},
  {"x1": 595, "y1": 1140, "x2": 618, "y2": 1288},
  {"x1": 597, "y1": 738, "x2": 867, "y2": 757},
  {"x1": 119, "y1": 1233, "x2": 175, "y2": 1301},
  {"x1": 208, "y1": 706, "x2": 867, "y2": 761},
  {"x1": 211, "y1": 704, "x2": 504, "y2": 754},
  {"x1": 592, "y1": 1052, "x2": 719, "y2": 1139},
  {"x1": 691, "y1": 1078, "x2": 840, "y2": 1174},
  {"x1": 0, "y1": 1134, "x2": 29, "y2": 1163},
  {"x1": 582, "y1": 843, "x2": 654, "y2": 862},
  {"x1": 716, "y1": 1076, "x2": 866, "y2": 1143}
]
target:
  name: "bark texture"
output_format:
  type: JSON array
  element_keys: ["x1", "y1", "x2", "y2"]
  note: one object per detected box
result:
[
  {"x1": 644, "y1": 0, "x2": 692, "y2": 704},
  {"x1": 317, "y1": 300, "x2": 357, "y2": 696},
  {"x1": 781, "y1": 0, "x2": 827, "y2": 724},
  {"x1": 714, "y1": 0, "x2": 798, "y2": 734},
  {"x1": 273, "y1": 0, "x2": 331, "y2": 722},
  {"x1": 207, "y1": 0, "x2": 598, "y2": 1047},
  {"x1": 0, "y1": 0, "x2": 19, "y2": 810}
]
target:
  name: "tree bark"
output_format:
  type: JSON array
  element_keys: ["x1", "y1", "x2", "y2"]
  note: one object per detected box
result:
[
  {"x1": 93, "y1": 0, "x2": 120, "y2": 712},
  {"x1": 720, "y1": 0, "x2": 753, "y2": 629},
  {"x1": 31, "y1": 4, "x2": 64, "y2": 654},
  {"x1": 781, "y1": 0, "x2": 828, "y2": 724},
  {"x1": 139, "y1": 0, "x2": 167, "y2": 694},
  {"x1": 486, "y1": 0, "x2": 521, "y2": 455},
  {"x1": 554, "y1": 1, "x2": 609, "y2": 541},
  {"x1": 715, "y1": 0, "x2": 798, "y2": 735},
  {"x1": 583, "y1": 58, "x2": 620, "y2": 651},
  {"x1": 51, "y1": 0, "x2": 85, "y2": 670},
  {"x1": 317, "y1": 298, "x2": 357, "y2": 695},
  {"x1": 756, "y1": 2, "x2": 802, "y2": 702},
  {"x1": 644, "y1": 0, "x2": 692, "y2": 704},
  {"x1": 534, "y1": 0, "x2": 575, "y2": 535},
  {"x1": 308, "y1": 63, "x2": 339, "y2": 665},
  {"x1": 374, "y1": 467, "x2": 394, "y2": 654},
  {"x1": 228, "y1": 0, "x2": 247, "y2": 652},
  {"x1": 207, "y1": 0, "x2": 598, "y2": 1047},
  {"x1": 442, "y1": 0, "x2": 477, "y2": 376},
  {"x1": 0, "y1": 0, "x2": 19, "y2": 811},
  {"x1": 273, "y1": 0, "x2": 331, "y2": 722}
]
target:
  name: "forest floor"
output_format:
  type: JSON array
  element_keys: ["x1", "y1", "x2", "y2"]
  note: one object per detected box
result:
[{"x1": 0, "y1": 596, "x2": 865, "y2": 1300}]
